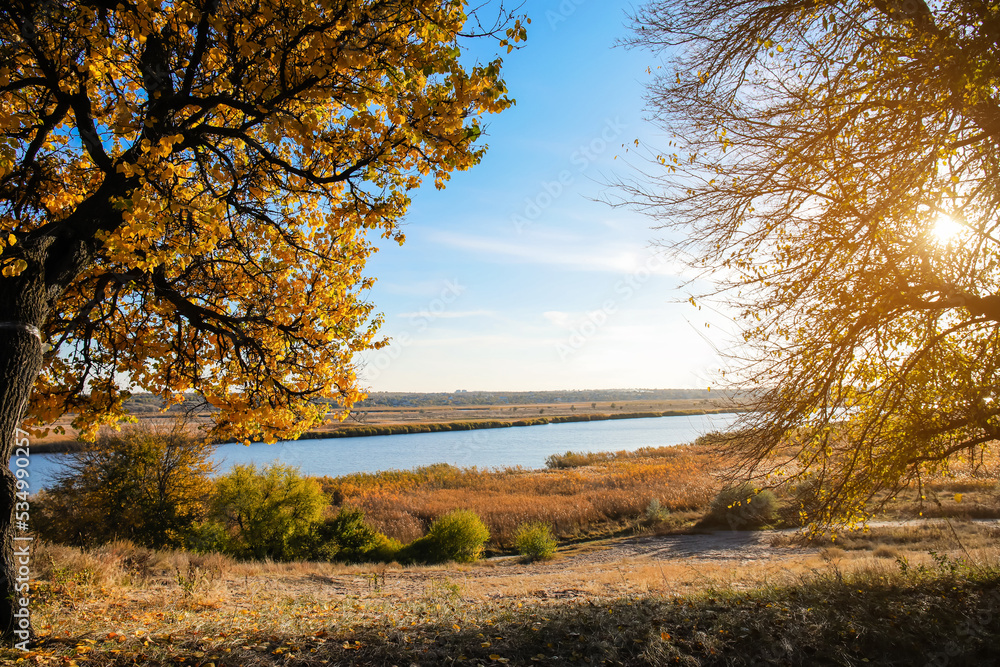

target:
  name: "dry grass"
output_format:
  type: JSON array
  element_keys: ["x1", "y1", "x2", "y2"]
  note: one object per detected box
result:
[
  {"x1": 19, "y1": 434, "x2": 1000, "y2": 664},
  {"x1": 316, "y1": 444, "x2": 721, "y2": 546},
  {"x1": 310, "y1": 440, "x2": 1000, "y2": 554},
  {"x1": 13, "y1": 532, "x2": 1000, "y2": 666},
  {"x1": 771, "y1": 518, "x2": 1000, "y2": 555},
  {"x1": 883, "y1": 478, "x2": 1000, "y2": 520}
]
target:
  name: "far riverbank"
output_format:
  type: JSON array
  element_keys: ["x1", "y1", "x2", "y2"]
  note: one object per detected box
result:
[
  {"x1": 27, "y1": 397, "x2": 743, "y2": 453},
  {"x1": 298, "y1": 408, "x2": 741, "y2": 441},
  {"x1": 28, "y1": 408, "x2": 741, "y2": 453}
]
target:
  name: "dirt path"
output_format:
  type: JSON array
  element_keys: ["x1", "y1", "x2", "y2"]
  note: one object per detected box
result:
[
  {"x1": 580, "y1": 528, "x2": 809, "y2": 562},
  {"x1": 264, "y1": 519, "x2": 998, "y2": 605},
  {"x1": 254, "y1": 528, "x2": 821, "y2": 607}
]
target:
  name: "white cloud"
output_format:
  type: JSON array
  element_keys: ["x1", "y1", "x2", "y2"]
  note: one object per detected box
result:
[
  {"x1": 397, "y1": 309, "x2": 495, "y2": 320},
  {"x1": 542, "y1": 310, "x2": 573, "y2": 328},
  {"x1": 409, "y1": 334, "x2": 558, "y2": 348},
  {"x1": 428, "y1": 230, "x2": 690, "y2": 277}
]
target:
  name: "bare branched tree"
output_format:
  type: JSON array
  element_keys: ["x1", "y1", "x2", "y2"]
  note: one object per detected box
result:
[{"x1": 621, "y1": 0, "x2": 1000, "y2": 526}]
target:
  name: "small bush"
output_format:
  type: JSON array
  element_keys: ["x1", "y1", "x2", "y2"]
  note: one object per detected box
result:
[
  {"x1": 820, "y1": 546, "x2": 847, "y2": 561},
  {"x1": 545, "y1": 450, "x2": 613, "y2": 469},
  {"x1": 211, "y1": 463, "x2": 326, "y2": 560},
  {"x1": 429, "y1": 509, "x2": 490, "y2": 562},
  {"x1": 693, "y1": 430, "x2": 727, "y2": 447},
  {"x1": 705, "y1": 483, "x2": 778, "y2": 529},
  {"x1": 365, "y1": 534, "x2": 403, "y2": 562},
  {"x1": 874, "y1": 545, "x2": 900, "y2": 560},
  {"x1": 395, "y1": 534, "x2": 436, "y2": 565},
  {"x1": 514, "y1": 522, "x2": 557, "y2": 561},
  {"x1": 304, "y1": 507, "x2": 399, "y2": 562},
  {"x1": 399, "y1": 509, "x2": 490, "y2": 564},
  {"x1": 644, "y1": 498, "x2": 670, "y2": 523},
  {"x1": 325, "y1": 507, "x2": 380, "y2": 558}
]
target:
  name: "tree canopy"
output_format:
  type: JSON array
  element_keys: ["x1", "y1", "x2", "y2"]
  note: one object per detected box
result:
[
  {"x1": 0, "y1": 0, "x2": 520, "y2": 444},
  {"x1": 624, "y1": 0, "x2": 1000, "y2": 524},
  {"x1": 0, "y1": 0, "x2": 522, "y2": 642}
]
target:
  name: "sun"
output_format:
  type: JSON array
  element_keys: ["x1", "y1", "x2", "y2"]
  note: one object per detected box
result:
[{"x1": 930, "y1": 214, "x2": 963, "y2": 244}]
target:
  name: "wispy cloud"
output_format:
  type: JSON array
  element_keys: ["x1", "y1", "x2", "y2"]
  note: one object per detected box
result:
[
  {"x1": 398, "y1": 309, "x2": 496, "y2": 320},
  {"x1": 428, "y1": 230, "x2": 690, "y2": 277},
  {"x1": 543, "y1": 310, "x2": 574, "y2": 328},
  {"x1": 368, "y1": 333, "x2": 560, "y2": 349},
  {"x1": 377, "y1": 279, "x2": 459, "y2": 297}
]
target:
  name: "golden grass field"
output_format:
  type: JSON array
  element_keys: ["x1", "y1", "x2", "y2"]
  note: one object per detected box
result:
[
  {"x1": 10, "y1": 438, "x2": 1000, "y2": 665},
  {"x1": 16, "y1": 520, "x2": 1000, "y2": 666},
  {"x1": 316, "y1": 444, "x2": 722, "y2": 546}
]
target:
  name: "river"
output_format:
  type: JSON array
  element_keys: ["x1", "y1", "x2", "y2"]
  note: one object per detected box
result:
[{"x1": 15, "y1": 412, "x2": 739, "y2": 493}]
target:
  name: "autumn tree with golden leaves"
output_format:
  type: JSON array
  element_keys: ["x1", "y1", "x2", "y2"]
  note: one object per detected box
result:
[
  {"x1": 0, "y1": 0, "x2": 522, "y2": 642},
  {"x1": 623, "y1": 0, "x2": 1000, "y2": 525}
]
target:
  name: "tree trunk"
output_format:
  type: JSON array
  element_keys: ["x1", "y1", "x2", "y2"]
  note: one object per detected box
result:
[{"x1": 0, "y1": 281, "x2": 47, "y2": 645}]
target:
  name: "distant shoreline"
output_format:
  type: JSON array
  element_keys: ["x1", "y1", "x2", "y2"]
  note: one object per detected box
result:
[
  {"x1": 24, "y1": 408, "x2": 743, "y2": 454},
  {"x1": 299, "y1": 408, "x2": 742, "y2": 440}
]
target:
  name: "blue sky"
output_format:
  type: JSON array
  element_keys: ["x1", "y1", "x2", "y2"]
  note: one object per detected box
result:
[{"x1": 358, "y1": 0, "x2": 725, "y2": 392}]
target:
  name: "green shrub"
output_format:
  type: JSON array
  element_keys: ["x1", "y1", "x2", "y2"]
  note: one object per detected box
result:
[
  {"x1": 395, "y1": 534, "x2": 436, "y2": 565},
  {"x1": 184, "y1": 520, "x2": 230, "y2": 554},
  {"x1": 513, "y1": 521, "x2": 557, "y2": 561},
  {"x1": 33, "y1": 424, "x2": 214, "y2": 549},
  {"x1": 398, "y1": 509, "x2": 490, "y2": 564},
  {"x1": 325, "y1": 507, "x2": 379, "y2": 558},
  {"x1": 211, "y1": 463, "x2": 326, "y2": 560},
  {"x1": 365, "y1": 534, "x2": 403, "y2": 563},
  {"x1": 705, "y1": 483, "x2": 778, "y2": 529},
  {"x1": 305, "y1": 506, "x2": 399, "y2": 563},
  {"x1": 644, "y1": 498, "x2": 670, "y2": 523},
  {"x1": 428, "y1": 509, "x2": 490, "y2": 562}
]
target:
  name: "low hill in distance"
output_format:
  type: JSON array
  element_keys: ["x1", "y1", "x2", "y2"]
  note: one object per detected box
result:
[
  {"x1": 121, "y1": 388, "x2": 736, "y2": 413},
  {"x1": 356, "y1": 388, "x2": 722, "y2": 408}
]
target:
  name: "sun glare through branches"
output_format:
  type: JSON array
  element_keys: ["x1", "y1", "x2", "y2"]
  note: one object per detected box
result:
[{"x1": 930, "y1": 213, "x2": 964, "y2": 245}]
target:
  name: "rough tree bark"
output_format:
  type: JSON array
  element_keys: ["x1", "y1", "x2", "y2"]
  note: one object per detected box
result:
[
  {"x1": 0, "y1": 278, "x2": 46, "y2": 644},
  {"x1": 0, "y1": 183, "x2": 124, "y2": 641}
]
